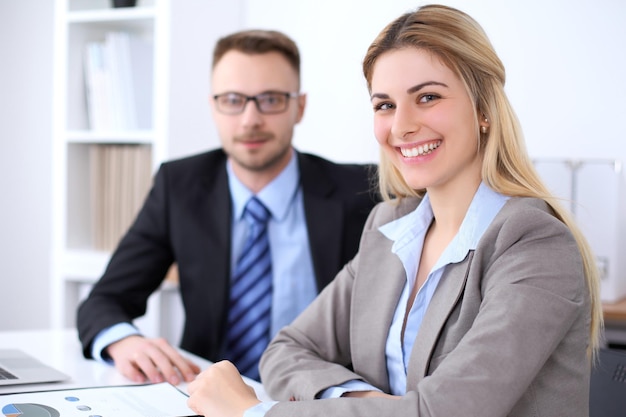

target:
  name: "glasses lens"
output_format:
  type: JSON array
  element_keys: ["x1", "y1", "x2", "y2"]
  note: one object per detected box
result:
[
  {"x1": 257, "y1": 93, "x2": 288, "y2": 114},
  {"x1": 216, "y1": 93, "x2": 246, "y2": 114}
]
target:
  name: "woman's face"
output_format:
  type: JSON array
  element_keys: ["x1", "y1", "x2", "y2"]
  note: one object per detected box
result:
[{"x1": 370, "y1": 48, "x2": 485, "y2": 194}]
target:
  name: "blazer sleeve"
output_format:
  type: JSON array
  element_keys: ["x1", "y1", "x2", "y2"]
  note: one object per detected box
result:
[{"x1": 77, "y1": 163, "x2": 174, "y2": 358}]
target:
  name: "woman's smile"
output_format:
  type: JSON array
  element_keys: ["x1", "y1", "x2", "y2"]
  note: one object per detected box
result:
[{"x1": 399, "y1": 140, "x2": 442, "y2": 158}]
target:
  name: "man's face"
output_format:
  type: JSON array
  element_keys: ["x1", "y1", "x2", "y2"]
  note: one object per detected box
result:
[{"x1": 210, "y1": 51, "x2": 305, "y2": 178}]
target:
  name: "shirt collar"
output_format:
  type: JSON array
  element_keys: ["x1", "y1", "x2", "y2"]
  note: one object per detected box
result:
[
  {"x1": 379, "y1": 182, "x2": 509, "y2": 265},
  {"x1": 227, "y1": 149, "x2": 300, "y2": 222}
]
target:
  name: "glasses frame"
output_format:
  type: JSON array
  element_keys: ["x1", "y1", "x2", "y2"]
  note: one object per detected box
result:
[{"x1": 212, "y1": 91, "x2": 300, "y2": 115}]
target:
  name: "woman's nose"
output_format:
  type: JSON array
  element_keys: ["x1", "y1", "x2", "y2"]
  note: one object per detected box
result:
[{"x1": 391, "y1": 106, "x2": 421, "y2": 141}]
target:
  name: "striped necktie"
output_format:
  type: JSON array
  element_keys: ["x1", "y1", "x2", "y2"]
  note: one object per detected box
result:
[{"x1": 225, "y1": 196, "x2": 273, "y2": 380}]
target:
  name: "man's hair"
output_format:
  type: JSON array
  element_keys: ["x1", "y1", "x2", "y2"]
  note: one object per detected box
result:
[{"x1": 212, "y1": 29, "x2": 301, "y2": 78}]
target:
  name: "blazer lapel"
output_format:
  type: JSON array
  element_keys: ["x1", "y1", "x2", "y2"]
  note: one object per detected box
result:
[
  {"x1": 406, "y1": 252, "x2": 473, "y2": 388},
  {"x1": 352, "y1": 230, "x2": 406, "y2": 393}
]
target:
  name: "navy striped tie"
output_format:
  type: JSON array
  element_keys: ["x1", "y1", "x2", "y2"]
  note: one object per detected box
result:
[{"x1": 225, "y1": 196, "x2": 272, "y2": 380}]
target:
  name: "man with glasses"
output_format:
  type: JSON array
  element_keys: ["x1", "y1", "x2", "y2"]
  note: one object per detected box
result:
[{"x1": 77, "y1": 29, "x2": 378, "y2": 384}]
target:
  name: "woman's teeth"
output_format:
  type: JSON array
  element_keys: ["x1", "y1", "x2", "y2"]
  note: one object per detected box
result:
[{"x1": 400, "y1": 141, "x2": 441, "y2": 157}]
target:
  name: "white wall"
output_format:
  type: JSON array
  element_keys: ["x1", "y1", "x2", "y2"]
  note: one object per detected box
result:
[
  {"x1": 242, "y1": 0, "x2": 626, "y2": 164},
  {"x1": 1, "y1": 0, "x2": 624, "y2": 329},
  {"x1": 166, "y1": 0, "x2": 245, "y2": 160},
  {"x1": 0, "y1": 1, "x2": 54, "y2": 330}
]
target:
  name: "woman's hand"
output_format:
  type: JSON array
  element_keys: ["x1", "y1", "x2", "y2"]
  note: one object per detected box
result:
[{"x1": 187, "y1": 360, "x2": 261, "y2": 417}]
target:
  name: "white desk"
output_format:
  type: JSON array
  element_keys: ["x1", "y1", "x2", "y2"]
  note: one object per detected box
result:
[{"x1": 0, "y1": 328, "x2": 269, "y2": 400}]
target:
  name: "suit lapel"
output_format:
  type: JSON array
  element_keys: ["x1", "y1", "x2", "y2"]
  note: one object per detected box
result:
[
  {"x1": 406, "y1": 252, "x2": 473, "y2": 388},
  {"x1": 194, "y1": 157, "x2": 232, "y2": 342},
  {"x1": 298, "y1": 154, "x2": 343, "y2": 290}
]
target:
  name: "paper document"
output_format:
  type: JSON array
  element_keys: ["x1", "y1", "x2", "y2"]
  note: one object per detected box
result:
[{"x1": 0, "y1": 382, "x2": 197, "y2": 417}]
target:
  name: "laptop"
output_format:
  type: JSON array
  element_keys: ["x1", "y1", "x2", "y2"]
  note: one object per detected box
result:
[{"x1": 0, "y1": 349, "x2": 70, "y2": 386}]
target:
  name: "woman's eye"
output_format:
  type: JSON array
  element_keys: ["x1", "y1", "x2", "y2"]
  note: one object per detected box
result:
[
  {"x1": 419, "y1": 94, "x2": 440, "y2": 103},
  {"x1": 373, "y1": 102, "x2": 394, "y2": 111}
]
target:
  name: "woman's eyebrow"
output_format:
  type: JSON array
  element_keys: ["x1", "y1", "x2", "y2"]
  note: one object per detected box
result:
[
  {"x1": 407, "y1": 81, "x2": 448, "y2": 94},
  {"x1": 371, "y1": 81, "x2": 449, "y2": 101}
]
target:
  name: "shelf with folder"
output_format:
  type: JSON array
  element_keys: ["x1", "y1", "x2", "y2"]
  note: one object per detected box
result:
[
  {"x1": 52, "y1": 0, "x2": 165, "y2": 335},
  {"x1": 64, "y1": 142, "x2": 152, "y2": 251},
  {"x1": 65, "y1": 26, "x2": 155, "y2": 128}
]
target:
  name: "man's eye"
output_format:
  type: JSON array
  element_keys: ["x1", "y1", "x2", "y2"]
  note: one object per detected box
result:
[
  {"x1": 261, "y1": 95, "x2": 284, "y2": 106},
  {"x1": 225, "y1": 95, "x2": 244, "y2": 105}
]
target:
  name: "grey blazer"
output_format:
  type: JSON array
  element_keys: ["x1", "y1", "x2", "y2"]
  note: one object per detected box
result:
[{"x1": 260, "y1": 196, "x2": 591, "y2": 417}]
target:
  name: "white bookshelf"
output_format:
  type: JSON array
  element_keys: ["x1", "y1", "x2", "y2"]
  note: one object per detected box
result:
[
  {"x1": 51, "y1": 0, "x2": 168, "y2": 337},
  {"x1": 51, "y1": 0, "x2": 244, "y2": 342}
]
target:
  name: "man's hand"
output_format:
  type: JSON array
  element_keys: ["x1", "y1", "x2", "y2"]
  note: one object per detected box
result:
[
  {"x1": 106, "y1": 335, "x2": 200, "y2": 384},
  {"x1": 187, "y1": 360, "x2": 260, "y2": 417}
]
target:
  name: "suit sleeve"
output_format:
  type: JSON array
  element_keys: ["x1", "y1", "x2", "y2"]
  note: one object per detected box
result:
[{"x1": 76, "y1": 164, "x2": 174, "y2": 358}]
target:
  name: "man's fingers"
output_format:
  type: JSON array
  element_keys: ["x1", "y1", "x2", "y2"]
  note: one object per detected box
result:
[
  {"x1": 107, "y1": 336, "x2": 200, "y2": 384},
  {"x1": 115, "y1": 356, "x2": 148, "y2": 383},
  {"x1": 133, "y1": 350, "x2": 165, "y2": 383},
  {"x1": 153, "y1": 339, "x2": 201, "y2": 382}
]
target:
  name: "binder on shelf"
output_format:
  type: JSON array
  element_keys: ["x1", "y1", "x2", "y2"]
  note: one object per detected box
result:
[
  {"x1": 83, "y1": 42, "x2": 110, "y2": 131},
  {"x1": 83, "y1": 31, "x2": 154, "y2": 131},
  {"x1": 90, "y1": 144, "x2": 152, "y2": 251}
]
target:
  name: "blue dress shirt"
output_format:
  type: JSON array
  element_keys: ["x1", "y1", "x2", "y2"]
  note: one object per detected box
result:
[
  {"x1": 92, "y1": 149, "x2": 318, "y2": 360},
  {"x1": 228, "y1": 150, "x2": 317, "y2": 336}
]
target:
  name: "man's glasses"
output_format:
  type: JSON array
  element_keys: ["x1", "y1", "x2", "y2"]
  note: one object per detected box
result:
[{"x1": 213, "y1": 91, "x2": 300, "y2": 115}]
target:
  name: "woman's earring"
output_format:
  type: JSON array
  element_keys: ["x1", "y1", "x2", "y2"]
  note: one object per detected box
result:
[{"x1": 481, "y1": 117, "x2": 489, "y2": 134}]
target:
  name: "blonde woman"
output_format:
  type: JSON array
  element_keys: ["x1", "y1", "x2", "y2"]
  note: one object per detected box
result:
[{"x1": 187, "y1": 5, "x2": 602, "y2": 417}]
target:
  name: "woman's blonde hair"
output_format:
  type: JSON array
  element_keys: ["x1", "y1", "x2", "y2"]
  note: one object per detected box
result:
[{"x1": 362, "y1": 4, "x2": 602, "y2": 356}]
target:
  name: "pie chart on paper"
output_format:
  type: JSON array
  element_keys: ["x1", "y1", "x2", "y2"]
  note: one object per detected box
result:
[{"x1": 1, "y1": 403, "x2": 60, "y2": 417}]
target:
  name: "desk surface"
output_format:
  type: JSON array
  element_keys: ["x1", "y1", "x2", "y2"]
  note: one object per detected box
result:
[
  {"x1": 0, "y1": 328, "x2": 269, "y2": 400},
  {"x1": 603, "y1": 297, "x2": 626, "y2": 322}
]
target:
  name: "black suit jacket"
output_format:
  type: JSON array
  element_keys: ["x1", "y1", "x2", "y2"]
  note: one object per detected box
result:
[{"x1": 77, "y1": 149, "x2": 378, "y2": 362}]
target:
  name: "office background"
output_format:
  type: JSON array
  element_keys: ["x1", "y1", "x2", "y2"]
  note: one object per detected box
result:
[{"x1": 1, "y1": 0, "x2": 625, "y2": 330}]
